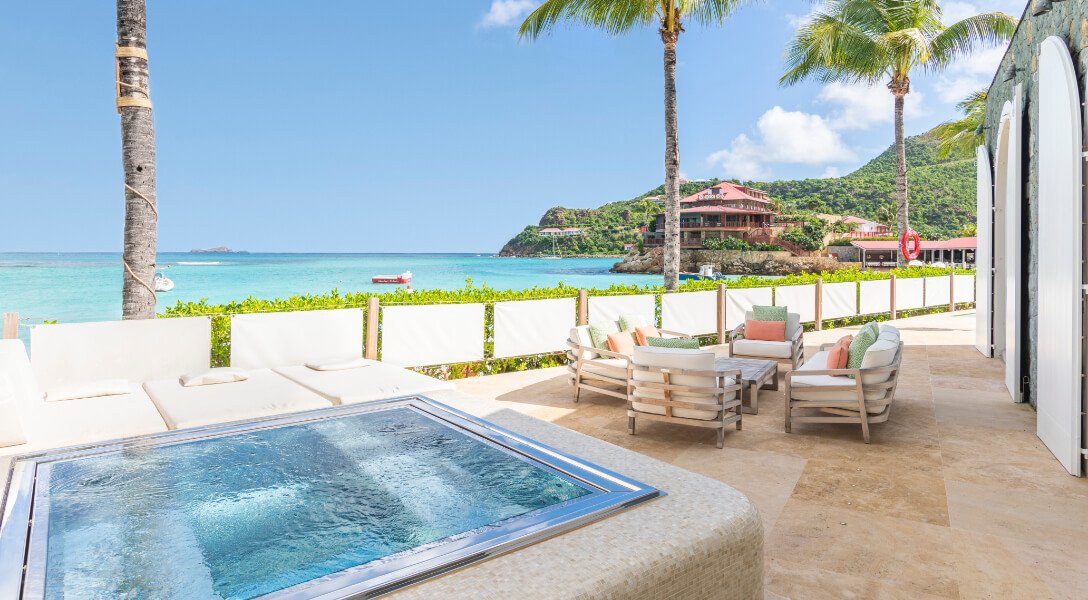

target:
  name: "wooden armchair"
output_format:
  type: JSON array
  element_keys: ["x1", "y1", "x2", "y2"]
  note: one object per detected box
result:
[
  {"x1": 729, "y1": 311, "x2": 804, "y2": 370},
  {"x1": 628, "y1": 346, "x2": 743, "y2": 448},
  {"x1": 784, "y1": 340, "x2": 903, "y2": 443},
  {"x1": 566, "y1": 325, "x2": 692, "y2": 403}
]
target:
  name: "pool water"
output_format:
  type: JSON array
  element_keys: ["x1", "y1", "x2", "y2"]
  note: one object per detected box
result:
[{"x1": 40, "y1": 407, "x2": 592, "y2": 599}]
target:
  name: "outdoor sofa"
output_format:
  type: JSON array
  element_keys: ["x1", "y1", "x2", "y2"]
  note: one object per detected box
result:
[
  {"x1": 729, "y1": 310, "x2": 804, "y2": 370},
  {"x1": 784, "y1": 323, "x2": 903, "y2": 443}
]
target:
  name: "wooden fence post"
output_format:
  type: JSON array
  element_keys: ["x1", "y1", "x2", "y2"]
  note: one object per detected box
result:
[
  {"x1": 814, "y1": 279, "x2": 823, "y2": 331},
  {"x1": 2, "y1": 313, "x2": 17, "y2": 340},
  {"x1": 948, "y1": 272, "x2": 955, "y2": 312},
  {"x1": 577, "y1": 290, "x2": 588, "y2": 326},
  {"x1": 365, "y1": 298, "x2": 380, "y2": 359},
  {"x1": 889, "y1": 274, "x2": 897, "y2": 320},
  {"x1": 716, "y1": 283, "x2": 727, "y2": 344}
]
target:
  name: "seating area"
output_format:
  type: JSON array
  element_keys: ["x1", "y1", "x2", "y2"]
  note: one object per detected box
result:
[
  {"x1": 0, "y1": 309, "x2": 453, "y2": 455},
  {"x1": 566, "y1": 304, "x2": 904, "y2": 444}
]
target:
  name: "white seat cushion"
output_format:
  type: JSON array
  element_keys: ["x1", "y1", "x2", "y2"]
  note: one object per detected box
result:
[
  {"x1": 580, "y1": 358, "x2": 628, "y2": 379},
  {"x1": 631, "y1": 346, "x2": 734, "y2": 421},
  {"x1": 859, "y1": 340, "x2": 899, "y2": 385},
  {"x1": 275, "y1": 360, "x2": 454, "y2": 405},
  {"x1": 732, "y1": 338, "x2": 794, "y2": 359},
  {"x1": 570, "y1": 325, "x2": 598, "y2": 359},
  {"x1": 26, "y1": 384, "x2": 168, "y2": 445},
  {"x1": 0, "y1": 374, "x2": 27, "y2": 447},
  {"x1": 790, "y1": 351, "x2": 887, "y2": 408},
  {"x1": 144, "y1": 369, "x2": 332, "y2": 430}
]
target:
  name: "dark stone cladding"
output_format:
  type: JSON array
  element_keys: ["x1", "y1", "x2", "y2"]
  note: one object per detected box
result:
[{"x1": 984, "y1": 0, "x2": 1088, "y2": 407}]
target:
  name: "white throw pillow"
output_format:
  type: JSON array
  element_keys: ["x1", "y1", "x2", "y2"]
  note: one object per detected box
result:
[
  {"x1": 0, "y1": 375, "x2": 27, "y2": 447},
  {"x1": 304, "y1": 358, "x2": 369, "y2": 371},
  {"x1": 180, "y1": 368, "x2": 249, "y2": 387},
  {"x1": 859, "y1": 340, "x2": 899, "y2": 384},
  {"x1": 45, "y1": 378, "x2": 131, "y2": 401}
]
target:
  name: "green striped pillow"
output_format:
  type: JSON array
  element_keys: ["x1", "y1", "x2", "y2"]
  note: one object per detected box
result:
[
  {"x1": 753, "y1": 305, "x2": 787, "y2": 322},
  {"x1": 588, "y1": 322, "x2": 618, "y2": 350},
  {"x1": 647, "y1": 336, "x2": 700, "y2": 350},
  {"x1": 846, "y1": 323, "x2": 879, "y2": 370}
]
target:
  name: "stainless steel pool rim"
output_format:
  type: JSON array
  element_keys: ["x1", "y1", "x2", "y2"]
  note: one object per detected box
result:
[{"x1": 0, "y1": 395, "x2": 662, "y2": 599}]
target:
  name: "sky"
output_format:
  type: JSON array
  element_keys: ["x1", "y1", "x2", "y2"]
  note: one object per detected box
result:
[{"x1": 0, "y1": 1, "x2": 1025, "y2": 253}]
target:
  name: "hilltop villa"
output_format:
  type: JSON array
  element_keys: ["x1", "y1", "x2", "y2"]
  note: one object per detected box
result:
[
  {"x1": 643, "y1": 181, "x2": 777, "y2": 248},
  {"x1": 538, "y1": 227, "x2": 582, "y2": 237}
]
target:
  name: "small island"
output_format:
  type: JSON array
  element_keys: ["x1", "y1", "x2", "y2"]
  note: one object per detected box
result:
[{"x1": 190, "y1": 247, "x2": 248, "y2": 254}]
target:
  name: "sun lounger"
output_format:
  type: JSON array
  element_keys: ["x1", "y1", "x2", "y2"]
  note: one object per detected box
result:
[
  {"x1": 143, "y1": 368, "x2": 333, "y2": 429},
  {"x1": 230, "y1": 309, "x2": 453, "y2": 403}
]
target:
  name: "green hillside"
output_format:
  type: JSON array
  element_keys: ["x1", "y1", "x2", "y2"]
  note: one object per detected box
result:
[
  {"x1": 750, "y1": 131, "x2": 974, "y2": 240},
  {"x1": 498, "y1": 128, "x2": 974, "y2": 256}
]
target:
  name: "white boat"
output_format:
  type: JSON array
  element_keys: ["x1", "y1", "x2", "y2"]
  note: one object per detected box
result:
[
  {"x1": 154, "y1": 270, "x2": 174, "y2": 292},
  {"x1": 542, "y1": 238, "x2": 562, "y2": 259}
]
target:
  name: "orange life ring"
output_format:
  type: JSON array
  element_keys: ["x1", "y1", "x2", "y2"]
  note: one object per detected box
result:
[{"x1": 900, "y1": 230, "x2": 921, "y2": 261}]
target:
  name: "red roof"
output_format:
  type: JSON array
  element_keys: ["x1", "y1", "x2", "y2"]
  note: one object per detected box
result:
[
  {"x1": 851, "y1": 237, "x2": 976, "y2": 251},
  {"x1": 679, "y1": 205, "x2": 773, "y2": 215},
  {"x1": 682, "y1": 181, "x2": 771, "y2": 204}
]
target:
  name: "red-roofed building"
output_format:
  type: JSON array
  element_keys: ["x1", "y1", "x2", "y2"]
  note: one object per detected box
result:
[
  {"x1": 644, "y1": 182, "x2": 777, "y2": 249},
  {"x1": 852, "y1": 237, "x2": 976, "y2": 268}
]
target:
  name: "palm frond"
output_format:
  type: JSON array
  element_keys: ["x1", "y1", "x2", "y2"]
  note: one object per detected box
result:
[
  {"x1": 933, "y1": 89, "x2": 987, "y2": 159},
  {"x1": 928, "y1": 12, "x2": 1017, "y2": 69},
  {"x1": 682, "y1": 0, "x2": 751, "y2": 27},
  {"x1": 781, "y1": 7, "x2": 888, "y2": 86},
  {"x1": 518, "y1": 0, "x2": 658, "y2": 40}
]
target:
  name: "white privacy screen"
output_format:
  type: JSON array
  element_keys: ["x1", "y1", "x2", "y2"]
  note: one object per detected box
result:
[
  {"x1": 661, "y1": 291, "x2": 718, "y2": 335},
  {"x1": 588, "y1": 294, "x2": 655, "y2": 326},
  {"x1": 924, "y1": 276, "x2": 951, "y2": 308},
  {"x1": 774, "y1": 285, "x2": 816, "y2": 323},
  {"x1": 381, "y1": 304, "x2": 485, "y2": 367},
  {"x1": 895, "y1": 277, "x2": 925, "y2": 310},
  {"x1": 725, "y1": 287, "x2": 773, "y2": 328},
  {"x1": 821, "y1": 282, "x2": 857, "y2": 320},
  {"x1": 859, "y1": 279, "x2": 891, "y2": 315},
  {"x1": 493, "y1": 298, "x2": 576, "y2": 358}
]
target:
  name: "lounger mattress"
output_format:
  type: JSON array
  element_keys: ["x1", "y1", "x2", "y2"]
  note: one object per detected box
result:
[
  {"x1": 274, "y1": 360, "x2": 454, "y2": 405},
  {"x1": 144, "y1": 369, "x2": 332, "y2": 430}
]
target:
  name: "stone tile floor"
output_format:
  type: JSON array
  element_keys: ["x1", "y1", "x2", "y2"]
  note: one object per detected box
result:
[{"x1": 453, "y1": 311, "x2": 1088, "y2": 599}]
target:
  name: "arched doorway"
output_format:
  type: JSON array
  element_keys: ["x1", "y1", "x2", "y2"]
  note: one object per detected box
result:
[{"x1": 992, "y1": 88, "x2": 1022, "y2": 402}]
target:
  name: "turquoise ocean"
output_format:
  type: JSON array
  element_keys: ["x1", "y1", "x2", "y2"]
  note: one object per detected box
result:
[{"x1": 0, "y1": 253, "x2": 660, "y2": 330}]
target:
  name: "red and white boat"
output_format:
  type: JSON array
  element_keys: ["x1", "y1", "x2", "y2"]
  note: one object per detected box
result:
[{"x1": 371, "y1": 270, "x2": 412, "y2": 284}]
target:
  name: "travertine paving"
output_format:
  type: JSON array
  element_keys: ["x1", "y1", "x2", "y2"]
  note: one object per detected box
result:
[{"x1": 453, "y1": 311, "x2": 1088, "y2": 599}]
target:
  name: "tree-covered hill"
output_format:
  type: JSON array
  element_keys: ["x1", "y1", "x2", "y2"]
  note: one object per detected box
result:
[
  {"x1": 749, "y1": 130, "x2": 974, "y2": 240},
  {"x1": 498, "y1": 128, "x2": 975, "y2": 256}
]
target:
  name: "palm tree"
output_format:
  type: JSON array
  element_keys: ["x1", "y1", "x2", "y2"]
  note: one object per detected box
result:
[
  {"x1": 520, "y1": 0, "x2": 748, "y2": 290},
  {"x1": 781, "y1": 0, "x2": 1014, "y2": 263},
  {"x1": 933, "y1": 89, "x2": 986, "y2": 159},
  {"x1": 117, "y1": 0, "x2": 159, "y2": 319}
]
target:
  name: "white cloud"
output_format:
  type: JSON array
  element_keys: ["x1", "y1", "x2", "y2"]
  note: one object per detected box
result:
[
  {"x1": 820, "y1": 166, "x2": 841, "y2": 179},
  {"x1": 934, "y1": 45, "x2": 1007, "y2": 102},
  {"x1": 940, "y1": 1, "x2": 980, "y2": 25},
  {"x1": 478, "y1": 0, "x2": 539, "y2": 29},
  {"x1": 784, "y1": 6, "x2": 819, "y2": 30},
  {"x1": 706, "y1": 107, "x2": 856, "y2": 180},
  {"x1": 817, "y1": 82, "x2": 926, "y2": 130}
]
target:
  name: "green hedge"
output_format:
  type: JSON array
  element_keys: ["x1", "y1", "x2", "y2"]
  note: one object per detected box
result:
[{"x1": 160, "y1": 266, "x2": 974, "y2": 377}]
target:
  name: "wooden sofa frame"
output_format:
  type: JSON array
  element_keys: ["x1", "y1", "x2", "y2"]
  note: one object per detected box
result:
[
  {"x1": 566, "y1": 329, "x2": 692, "y2": 403},
  {"x1": 627, "y1": 364, "x2": 743, "y2": 448},
  {"x1": 783, "y1": 342, "x2": 903, "y2": 443}
]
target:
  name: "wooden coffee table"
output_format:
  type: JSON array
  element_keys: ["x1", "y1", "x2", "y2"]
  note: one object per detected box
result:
[{"x1": 714, "y1": 357, "x2": 778, "y2": 414}]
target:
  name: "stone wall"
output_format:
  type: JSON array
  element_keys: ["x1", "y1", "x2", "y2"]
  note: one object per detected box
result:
[
  {"x1": 984, "y1": 0, "x2": 1088, "y2": 406},
  {"x1": 611, "y1": 247, "x2": 855, "y2": 276}
]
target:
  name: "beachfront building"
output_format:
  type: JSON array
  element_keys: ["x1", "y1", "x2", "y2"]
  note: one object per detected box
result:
[
  {"x1": 643, "y1": 182, "x2": 777, "y2": 248},
  {"x1": 822, "y1": 215, "x2": 892, "y2": 239},
  {"x1": 852, "y1": 237, "x2": 977, "y2": 269},
  {"x1": 978, "y1": 0, "x2": 1087, "y2": 476}
]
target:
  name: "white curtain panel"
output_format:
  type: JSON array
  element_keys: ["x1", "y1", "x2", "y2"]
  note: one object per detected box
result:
[
  {"x1": 588, "y1": 294, "x2": 655, "y2": 327},
  {"x1": 858, "y1": 279, "x2": 891, "y2": 315},
  {"x1": 924, "y1": 276, "x2": 952, "y2": 308},
  {"x1": 822, "y1": 281, "x2": 858, "y2": 319},
  {"x1": 895, "y1": 277, "x2": 925, "y2": 310},
  {"x1": 381, "y1": 304, "x2": 485, "y2": 367},
  {"x1": 493, "y1": 298, "x2": 576, "y2": 358},
  {"x1": 773, "y1": 284, "x2": 816, "y2": 323},
  {"x1": 231, "y1": 308, "x2": 364, "y2": 370},
  {"x1": 30, "y1": 317, "x2": 211, "y2": 389},
  {"x1": 953, "y1": 274, "x2": 976, "y2": 303},
  {"x1": 725, "y1": 287, "x2": 773, "y2": 328},
  {"x1": 660, "y1": 291, "x2": 718, "y2": 336}
]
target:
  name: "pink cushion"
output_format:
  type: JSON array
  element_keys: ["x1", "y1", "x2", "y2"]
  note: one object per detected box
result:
[
  {"x1": 607, "y1": 332, "x2": 636, "y2": 356},
  {"x1": 634, "y1": 326, "x2": 660, "y2": 346},
  {"x1": 827, "y1": 336, "x2": 853, "y2": 369},
  {"x1": 745, "y1": 320, "x2": 785, "y2": 342}
]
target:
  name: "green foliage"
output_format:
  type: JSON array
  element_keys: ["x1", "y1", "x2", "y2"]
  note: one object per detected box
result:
[
  {"x1": 934, "y1": 89, "x2": 987, "y2": 159},
  {"x1": 751, "y1": 132, "x2": 976, "y2": 240},
  {"x1": 778, "y1": 220, "x2": 829, "y2": 251},
  {"x1": 702, "y1": 237, "x2": 783, "y2": 252}
]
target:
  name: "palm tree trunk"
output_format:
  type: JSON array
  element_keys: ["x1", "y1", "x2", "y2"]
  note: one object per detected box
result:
[
  {"x1": 117, "y1": 0, "x2": 158, "y2": 319},
  {"x1": 662, "y1": 39, "x2": 681, "y2": 290},
  {"x1": 892, "y1": 89, "x2": 909, "y2": 266}
]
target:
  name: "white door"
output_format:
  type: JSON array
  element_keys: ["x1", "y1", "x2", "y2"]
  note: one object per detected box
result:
[
  {"x1": 998, "y1": 88, "x2": 1023, "y2": 401},
  {"x1": 975, "y1": 146, "x2": 993, "y2": 357},
  {"x1": 1036, "y1": 37, "x2": 1083, "y2": 476}
]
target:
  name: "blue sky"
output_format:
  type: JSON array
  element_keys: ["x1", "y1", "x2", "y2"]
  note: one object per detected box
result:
[{"x1": 0, "y1": 1, "x2": 1022, "y2": 253}]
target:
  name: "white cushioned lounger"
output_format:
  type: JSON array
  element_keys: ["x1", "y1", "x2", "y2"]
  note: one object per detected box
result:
[
  {"x1": 1, "y1": 339, "x2": 167, "y2": 449},
  {"x1": 144, "y1": 369, "x2": 333, "y2": 430},
  {"x1": 230, "y1": 308, "x2": 453, "y2": 403},
  {"x1": 274, "y1": 360, "x2": 453, "y2": 405}
]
